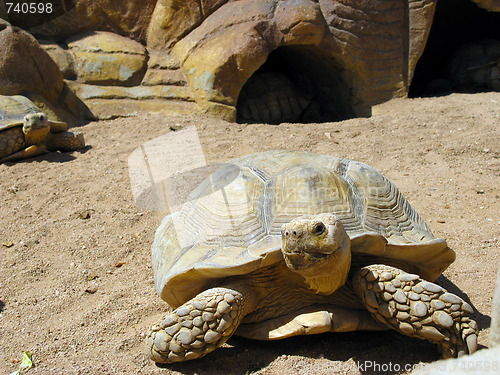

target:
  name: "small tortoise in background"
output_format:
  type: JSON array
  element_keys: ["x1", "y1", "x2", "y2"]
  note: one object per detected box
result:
[
  {"x1": 0, "y1": 95, "x2": 85, "y2": 162},
  {"x1": 146, "y1": 150, "x2": 478, "y2": 363}
]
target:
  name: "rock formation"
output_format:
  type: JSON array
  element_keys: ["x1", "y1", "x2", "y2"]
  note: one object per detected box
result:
[
  {"x1": 1, "y1": 0, "x2": 498, "y2": 123},
  {"x1": 0, "y1": 20, "x2": 63, "y2": 101}
]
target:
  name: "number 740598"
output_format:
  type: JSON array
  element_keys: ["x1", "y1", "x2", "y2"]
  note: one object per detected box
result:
[{"x1": 6, "y1": 2, "x2": 53, "y2": 14}]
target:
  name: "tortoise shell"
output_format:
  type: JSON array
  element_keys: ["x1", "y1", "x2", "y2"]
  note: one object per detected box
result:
[
  {"x1": 0, "y1": 95, "x2": 68, "y2": 133},
  {"x1": 0, "y1": 95, "x2": 44, "y2": 131},
  {"x1": 152, "y1": 150, "x2": 455, "y2": 308}
]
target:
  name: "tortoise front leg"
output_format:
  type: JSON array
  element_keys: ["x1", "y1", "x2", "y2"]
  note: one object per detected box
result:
[
  {"x1": 146, "y1": 285, "x2": 256, "y2": 363},
  {"x1": 0, "y1": 144, "x2": 47, "y2": 162},
  {"x1": 353, "y1": 265, "x2": 478, "y2": 358}
]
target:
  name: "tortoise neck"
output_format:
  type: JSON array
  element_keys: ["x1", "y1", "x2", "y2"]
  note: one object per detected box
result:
[
  {"x1": 24, "y1": 128, "x2": 50, "y2": 146},
  {"x1": 302, "y1": 248, "x2": 351, "y2": 295}
]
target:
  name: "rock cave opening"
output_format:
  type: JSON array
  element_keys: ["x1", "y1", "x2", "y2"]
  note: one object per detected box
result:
[
  {"x1": 236, "y1": 46, "x2": 354, "y2": 124},
  {"x1": 409, "y1": 0, "x2": 500, "y2": 97}
]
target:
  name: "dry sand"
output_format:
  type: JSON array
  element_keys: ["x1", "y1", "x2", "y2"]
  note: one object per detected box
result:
[{"x1": 1, "y1": 92, "x2": 499, "y2": 374}]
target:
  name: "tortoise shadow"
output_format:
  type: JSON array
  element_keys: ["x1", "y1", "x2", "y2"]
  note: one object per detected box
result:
[
  {"x1": 158, "y1": 276, "x2": 488, "y2": 375},
  {"x1": 0, "y1": 300, "x2": 4, "y2": 313},
  {"x1": 1, "y1": 146, "x2": 92, "y2": 165},
  {"x1": 435, "y1": 275, "x2": 491, "y2": 330},
  {"x1": 160, "y1": 332, "x2": 438, "y2": 375},
  {"x1": 43, "y1": 146, "x2": 92, "y2": 163}
]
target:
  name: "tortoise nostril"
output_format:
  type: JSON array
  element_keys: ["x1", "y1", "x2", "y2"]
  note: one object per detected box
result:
[{"x1": 293, "y1": 230, "x2": 297, "y2": 236}]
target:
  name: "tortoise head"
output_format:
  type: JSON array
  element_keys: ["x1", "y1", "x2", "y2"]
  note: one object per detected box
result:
[
  {"x1": 22, "y1": 113, "x2": 50, "y2": 144},
  {"x1": 281, "y1": 213, "x2": 351, "y2": 295}
]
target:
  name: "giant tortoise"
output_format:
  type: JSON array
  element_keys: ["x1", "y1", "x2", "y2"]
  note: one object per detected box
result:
[
  {"x1": 145, "y1": 150, "x2": 477, "y2": 363},
  {"x1": 0, "y1": 95, "x2": 85, "y2": 162}
]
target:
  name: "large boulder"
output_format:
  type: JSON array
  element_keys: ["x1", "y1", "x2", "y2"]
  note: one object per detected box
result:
[
  {"x1": 0, "y1": 20, "x2": 63, "y2": 101},
  {"x1": 27, "y1": 0, "x2": 157, "y2": 44},
  {"x1": 4, "y1": 0, "x2": 497, "y2": 122},
  {"x1": 0, "y1": 21, "x2": 94, "y2": 124},
  {"x1": 41, "y1": 41, "x2": 77, "y2": 80},
  {"x1": 147, "y1": 0, "x2": 229, "y2": 49},
  {"x1": 1, "y1": 0, "x2": 443, "y2": 122},
  {"x1": 171, "y1": 0, "x2": 326, "y2": 119},
  {"x1": 66, "y1": 31, "x2": 148, "y2": 86}
]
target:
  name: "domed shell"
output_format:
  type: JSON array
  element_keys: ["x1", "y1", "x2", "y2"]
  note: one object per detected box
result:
[
  {"x1": 0, "y1": 95, "x2": 42, "y2": 131},
  {"x1": 152, "y1": 150, "x2": 455, "y2": 308},
  {"x1": 0, "y1": 95, "x2": 67, "y2": 133}
]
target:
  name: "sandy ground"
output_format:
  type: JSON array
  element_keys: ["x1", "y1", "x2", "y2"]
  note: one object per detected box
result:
[{"x1": 1, "y1": 92, "x2": 499, "y2": 375}]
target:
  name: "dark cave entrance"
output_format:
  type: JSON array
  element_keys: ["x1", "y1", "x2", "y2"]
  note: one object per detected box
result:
[
  {"x1": 409, "y1": 0, "x2": 500, "y2": 97},
  {"x1": 236, "y1": 46, "x2": 354, "y2": 124}
]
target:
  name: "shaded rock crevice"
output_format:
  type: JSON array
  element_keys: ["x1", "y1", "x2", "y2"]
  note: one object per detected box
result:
[{"x1": 236, "y1": 46, "x2": 354, "y2": 124}]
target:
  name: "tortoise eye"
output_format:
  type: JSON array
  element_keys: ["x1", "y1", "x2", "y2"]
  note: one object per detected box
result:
[{"x1": 313, "y1": 223, "x2": 326, "y2": 235}]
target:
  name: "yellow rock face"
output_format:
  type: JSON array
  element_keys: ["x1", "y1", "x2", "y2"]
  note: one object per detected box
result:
[
  {"x1": 171, "y1": 0, "x2": 326, "y2": 119},
  {"x1": 67, "y1": 31, "x2": 147, "y2": 86},
  {"x1": 147, "y1": 0, "x2": 229, "y2": 49}
]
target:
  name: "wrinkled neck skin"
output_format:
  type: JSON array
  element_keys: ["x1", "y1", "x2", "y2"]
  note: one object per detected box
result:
[
  {"x1": 302, "y1": 246, "x2": 351, "y2": 295},
  {"x1": 24, "y1": 127, "x2": 50, "y2": 146}
]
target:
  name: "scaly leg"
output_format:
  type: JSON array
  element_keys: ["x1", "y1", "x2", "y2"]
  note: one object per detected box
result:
[
  {"x1": 46, "y1": 131, "x2": 85, "y2": 152},
  {"x1": 0, "y1": 144, "x2": 47, "y2": 162},
  {"x1": 353, "y1": 264, "x2": 478, "y2": 358},
  {"x1": 145, "y1": 285, "x2": 256, "y2": 363}
]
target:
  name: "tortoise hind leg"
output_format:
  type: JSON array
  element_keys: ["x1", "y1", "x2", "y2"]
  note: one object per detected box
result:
[
  {"x1": 146, "y1": 285, "x2": 256, "y2": 363},
  {"x1": 353, "y1": 264, "x2": 478, "y2": 358},
  {"x1": 46, "y1": 131, "x2": 85, "y2": 152}
]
